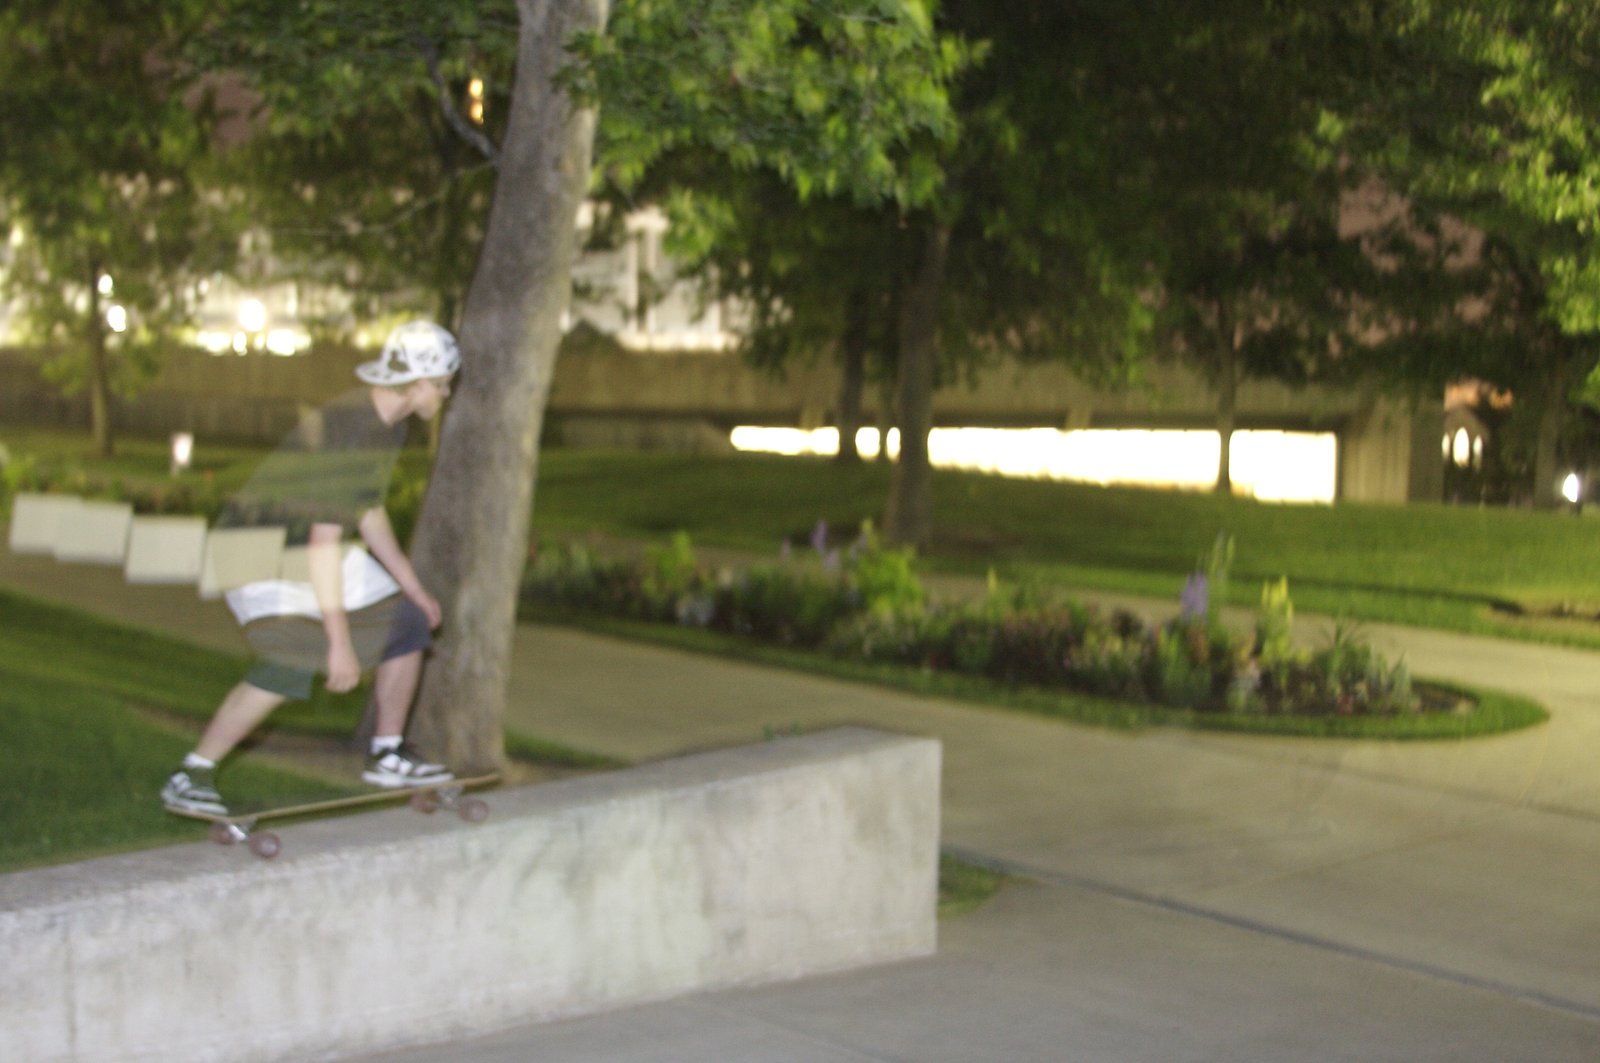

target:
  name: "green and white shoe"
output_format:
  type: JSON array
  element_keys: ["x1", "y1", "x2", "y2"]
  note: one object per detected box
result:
[
  {"x1": 162, "y1": 766, "x2": 228, "y2": 816},
  {"x1": 362, "y1": 742, "x2": 453, "y2": 789}
]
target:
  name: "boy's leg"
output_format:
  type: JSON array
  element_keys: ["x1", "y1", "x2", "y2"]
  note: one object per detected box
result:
[
  {"x1": 196, "y1": 681, "x2": 288, "y2": 762},
  {"x1": 162, "y1": 681, "x2": 286, "y2": 814},
  {"x1": 371, "y1": 649, "x2": 423, "y2": 738},
  {"x1": 363, "y1": 647, "x2": 453, "y2": 787}
]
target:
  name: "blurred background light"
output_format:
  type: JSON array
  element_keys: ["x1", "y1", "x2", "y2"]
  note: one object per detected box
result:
[{"x1": 730, "y1": 425, "x2": 1338, "y2": 504}]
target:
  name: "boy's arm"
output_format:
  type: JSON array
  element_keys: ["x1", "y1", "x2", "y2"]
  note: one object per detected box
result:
[
  {"x1": 308, "y1": 521, "x2": 361, "y2": 692},
  {"x1": 358, "y1": 507, "x2": 442, "y2": 628}
]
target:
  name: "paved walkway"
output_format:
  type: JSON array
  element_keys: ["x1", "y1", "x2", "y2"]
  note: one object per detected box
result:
[{"x1": 5, "y1": 546, "x2": 1600, "y2": 1061}]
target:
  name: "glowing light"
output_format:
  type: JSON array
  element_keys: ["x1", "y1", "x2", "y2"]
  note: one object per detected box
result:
[
  {"x1": 97, "y1": 274, "x2": 114, "y2": 296},
  {"x1": 1563, "y1": 472, "x2": 1582, "y2": 505},
  {"x1": 265, "y1": 328, "x2": 306, "y2": 356},
  {"x1": 729, "y1": 426, "x2": 839, "y2": 457},
  {"x1": 468, "y1": 77, "x2": 486, "y2": 124},
  {"x1": 106, "y1": 305, "x2": 127, "y2": 333},
  {"x1": 238, "y1": 298, "x2": 267, "y2": 333},
  {"x1": 171, "y1": 432, "x2": 194, "y2": 474},
  {"x1": 729, "y1": 426, "x2": 1339, "y2": 504},
  {"x1": 1452, "y1": 427, "x2": 1471, "y2": 467}
]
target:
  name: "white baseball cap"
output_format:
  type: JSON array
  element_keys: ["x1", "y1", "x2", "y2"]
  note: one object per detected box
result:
[{"x1": 356, "y1": 321, "x2": 461, "y2": 386}]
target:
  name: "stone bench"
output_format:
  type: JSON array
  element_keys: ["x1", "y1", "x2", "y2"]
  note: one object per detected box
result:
[{"x1": 1, "y1": 727, "x2": 940, "y2": 1063}]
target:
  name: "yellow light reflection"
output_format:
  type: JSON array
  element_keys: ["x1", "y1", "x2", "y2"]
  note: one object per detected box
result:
[{"x1": 730, "y1": 426, "x2": 1338, "y2": 504}]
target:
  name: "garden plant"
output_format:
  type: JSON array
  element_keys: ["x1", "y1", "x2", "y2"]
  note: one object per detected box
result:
[{"x1": 523, "y1": 526, "x2": 1544, "y2": 740}]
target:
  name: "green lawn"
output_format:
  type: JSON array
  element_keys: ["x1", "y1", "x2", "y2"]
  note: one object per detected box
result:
[
  {"x1": 0, "y1": 591, "x2": 367, "y2": 870},
  {"x1": 10, "y1": 429, "x2": 1600, "y2": 647},
  {"x1": 1, "y1": 431, "x2": 1574, "y2": 874},
  {"x1": 530, "y1": 449, "x2": 1600, "y2": 648},
  {"x1": 0, "y1": 588, "x2": 614, "y2": 872}
]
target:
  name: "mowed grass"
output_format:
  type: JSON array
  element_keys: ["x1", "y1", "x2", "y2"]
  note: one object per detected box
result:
[
  {"x1": 0, "y1": 590, "x2": 366, "y2": 871},
  {"x1": 530, "y1": 450, "x2": 1600, "y2": 647},
  {"x1": 0, "y1": 589, "x2": 616, "y2": 872},
  {"x1": 10, "y1": 428, "x2": 1600, "y2": 644}
]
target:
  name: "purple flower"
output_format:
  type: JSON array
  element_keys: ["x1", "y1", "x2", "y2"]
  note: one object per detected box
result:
[
  {"x1": 811, "y1": 518, "x2": 829, "y2": 555},
  {"x1": 1180, "y1": 573, "x2": 1208, "y2": 621}
]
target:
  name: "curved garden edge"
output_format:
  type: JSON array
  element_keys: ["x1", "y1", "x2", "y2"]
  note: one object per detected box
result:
[{"x1": 521, "y1": 606, "x2": 1551, "y2": 742}]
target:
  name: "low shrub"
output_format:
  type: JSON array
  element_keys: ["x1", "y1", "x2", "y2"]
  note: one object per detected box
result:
[
  {"x1": 0, "y1": 448, "x2": 227, "y2": 521},
  {"x1": 523, "y1": 531, "x2": 1433, "y2": 722}
]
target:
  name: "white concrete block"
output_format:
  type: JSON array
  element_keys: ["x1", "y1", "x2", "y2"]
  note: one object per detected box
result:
[
  {"x1": 52, "y1": 499, "x2": 134, "y2": 564},
  {"x1": 279, "y1": 543, "x2": 311, "y2": 583},
  {"x1": 6, "y1": 493, "x2": 82, "y2": 554},
  {"x1": 124, "y1": 516, "x2": 209, "y2": 584},
  {"x1": 199, "y1": 526, "x2": 286, "y2": 598},
  {"x1": 0, "y1": 728, "x2": 940, "y2": 1063}
]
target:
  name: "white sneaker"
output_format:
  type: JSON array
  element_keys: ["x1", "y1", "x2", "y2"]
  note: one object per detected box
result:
[{"x1": 362, "y1": 742, "x2": 453, "y2": 788}]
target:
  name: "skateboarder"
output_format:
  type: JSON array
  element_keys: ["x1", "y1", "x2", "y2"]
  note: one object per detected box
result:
[{"x1": 162, "y1": 321, "x2": 461, "y2": 815}]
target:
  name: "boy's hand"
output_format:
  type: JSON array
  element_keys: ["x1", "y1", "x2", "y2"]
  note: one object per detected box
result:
[
  {"x1": 325, "y1": 641, "x2": 361, "y2": 692},
  {"x1": 408, "y1": 586, "x2": 443, "y2": 629}
]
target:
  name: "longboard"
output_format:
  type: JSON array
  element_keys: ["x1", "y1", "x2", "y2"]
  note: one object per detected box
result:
[{"x1": 168, "y1": 773, "x2": 500, "y2": 859}]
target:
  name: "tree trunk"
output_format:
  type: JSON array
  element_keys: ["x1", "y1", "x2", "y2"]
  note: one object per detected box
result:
[
  {"x1": 884, "y1": 224, "x2": 949, "y2": 547},
  {"x1": 1531, "y1": 373, "x2": 1569, "y2": 511},
  {"x1": 406, "y1": 0, "x2": 608, "y2": 773},
  {"x1": 1214, "y1": 337, "x2": 1237, "y2": 496},
  {"x1": 835, "y1": 288, "x2": 868, "y2": 465},
  {"x1": 874, "y1": 381, "x2": 894, "y2": 461},
  {"x1": 87, "y1": 270, "x2": 114, "y2": 458}
]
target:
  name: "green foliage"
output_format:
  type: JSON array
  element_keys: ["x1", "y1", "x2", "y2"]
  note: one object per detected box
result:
[
  {"x1": 848, "y1": 519, "x2": 924, "y2": 614},
  {"x1": 0, "y1": 0, "x2": 238, "y2": 445},
  {"x1": 1149, "y1": 621, "x2": 1216, "y2": 710},
  {"x1": 938, "y1": 853, "x2": 1005, "y2": 919},
  {"x1": 1256, "y1": 577, "x2": 1299, "y2": 669},
  {"x1": 0, "y1": 447, "x2": 227, "y2": 522},
  {"x1": 1390, "y1": 0, "x2": 1600, "y2": 335},
  {"x1": 527, "y1": 529, "x2": 1442, "y2": 722},
  {"x1": 190, "y1": 0, "x2": 510, "y2": 330},
  {"x1": 567, "y1": 0, "x2": 967, "y2": 208},
  {"x1": 1133, "y1": 2, "x2": 1420, "y2": 492}
]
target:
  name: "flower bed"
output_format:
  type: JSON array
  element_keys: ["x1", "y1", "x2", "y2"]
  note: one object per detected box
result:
[{"x1": 524, "y1": 528, "x2": 1425, "y2": 721}]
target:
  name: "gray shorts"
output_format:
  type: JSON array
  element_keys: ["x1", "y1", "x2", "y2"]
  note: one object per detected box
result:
[{"x1": 241, "y1": 595, "x2": 432, "y2": 701}]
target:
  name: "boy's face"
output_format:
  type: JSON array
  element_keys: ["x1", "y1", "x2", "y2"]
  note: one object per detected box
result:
[{"x1": 405, "y1": 374, "x2": 454, "y2": 421}]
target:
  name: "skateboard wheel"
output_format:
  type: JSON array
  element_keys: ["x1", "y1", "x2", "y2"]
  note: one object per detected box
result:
[
  {"x1": 410, "y1": 790, "x2": 441, "y2": 814},
  {"x1": 458, "y1": 797, "x2": 489, "y2": 823},
  {"x1": 209, "y1": 822, "x2": 237, "y2": 846},
  {"x1": 248, "y1": 832, "x2": 281, "y2": 859}
]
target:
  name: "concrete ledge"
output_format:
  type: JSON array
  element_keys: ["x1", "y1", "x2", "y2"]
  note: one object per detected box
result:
[{"x1": 0, "y1": 727, "x2": 940, "y2": 1063}]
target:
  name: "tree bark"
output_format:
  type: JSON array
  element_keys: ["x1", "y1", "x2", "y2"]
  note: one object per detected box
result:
[
  {"x1": 87, "y1": 269, "x2": 114, "y2": 458},
  {"x1": 884, "y1": 224, "x2": 949, "y2": 547},
  {"x1": 835, "y1": 288, "x2": 869, "y2": 465},
  {"x1": 1214, "y1": 336, "x2": 1237, "y2": 496},
  {"x1": 406, "y1": 0, "x2": 608, "y2": 773},
  {"x1": 1209, "y1": 301, "x2": 1237, "y2": 496},
  {"x1": 1530, "y1": 368, "x2": 1569, "y2": 511}
]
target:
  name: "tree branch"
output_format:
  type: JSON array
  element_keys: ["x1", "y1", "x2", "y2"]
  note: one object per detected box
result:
[{"x1": 417, "y1": 37, "x2": 501, "y2": 167}]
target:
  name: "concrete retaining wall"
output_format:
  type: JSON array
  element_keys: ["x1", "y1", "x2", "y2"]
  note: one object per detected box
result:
[{"x1": 0, "y1": 727, "x2": 940, "y2": 1063}]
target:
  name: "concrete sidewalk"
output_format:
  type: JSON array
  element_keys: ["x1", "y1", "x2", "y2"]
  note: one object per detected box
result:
[{"x1": 5, "y1": 547, "x2": 1600, "y2": 1060}]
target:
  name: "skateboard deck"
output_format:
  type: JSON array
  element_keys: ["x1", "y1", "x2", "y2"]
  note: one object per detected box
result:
[{"x1": 168, "y1": 773, "x2": 500, "y2": 858}]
